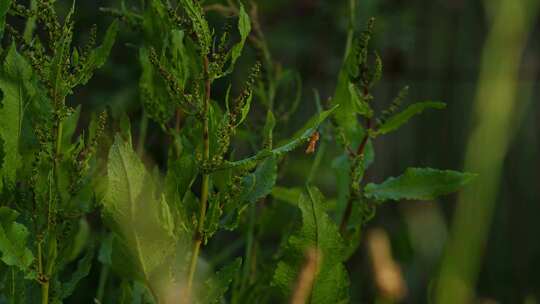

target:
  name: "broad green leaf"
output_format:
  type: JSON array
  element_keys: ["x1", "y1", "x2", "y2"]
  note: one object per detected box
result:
[
  {"x1": 376, "y1": 101, "x2": 446, "y2": 135},
  {"x1": 240, "y1": 156, "x2": 277, "y2": 204},
  {"x1": 0, "y1": 0, "x2": 10, "y2": 39},
  {"x1": 272, "y1": 187, "x2": 350, "y2": 303},
  {"x1": 364, "y1": 167, "x2": 476, "y2": 201},
  {"x1": 73, "y1": 20, "x2": 119, "y2": 86},
  {"x1": 331, "y1": 53, "x2": 362, "y2": 145},
  {"x1": 199, "y1": 258, "x2": 242, "y2": 304},
  {"x1": 180, "y1": 0, "x2": 212, "y2": 55},
  {"x1": 0, "y1": 207, "x2": 34, "y2": 273},
  {"x1": 0, "y1": 45, "x2": 33, "y2": 189},
  {"x1": 220, "y1": 156, "x2": 278, "y2": 231},
  {"x1": 102, "y1": 135, "x2": 178, "y2": 300},
  {"x1": 348, "y1": 82, "x2": 373, "y2": 118},
  {"x1": 220, "y1": 3, "x2": 251, "y2": 77}
]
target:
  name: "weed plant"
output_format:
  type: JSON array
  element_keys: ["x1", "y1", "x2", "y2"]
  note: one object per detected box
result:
[{"x1": 0, "y1": 1, "x2": 474, "y2": 303}]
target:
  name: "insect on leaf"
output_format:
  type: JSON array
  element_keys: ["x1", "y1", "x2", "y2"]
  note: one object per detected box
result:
[{"x1": 217, "y1": 105, "x2": 339, "y2": 171}]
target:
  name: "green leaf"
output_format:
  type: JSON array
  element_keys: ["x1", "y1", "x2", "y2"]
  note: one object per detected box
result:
[
  {"x1": 364, "y1": 167, "x2": 477, "y2": 201},
  {"x1": 102, "y1": 135, "x2": 178, "y2": 298},
  {"x1": 348, "y1": 83, "x2": 372, "y2": 118},
  {"x1": 272, "y1": 187, "x2": 350, "y2": 303},
  {"x1": 139, "y1": 47, "x2": 174, "y2": 124},
  {"x1": 220, "y1": 156, "x2": 278, "y2": 231},
  {"x1": 375, "y1": 101, "x2": 446, "y2": 135},
  {"x1": 180, "y1": 0, "x2": 212, "y2": 55},
  {"x1": 59, "y1": 246, "x2": 94, "y2": 299},
  {"x1": 98, "y1": 234, "x2": 113, "y2": 266},
  {"x1": 0, "y1": 45, "x2": 33, "y2": 189},
  {"x1": 331, "y1": 53, "x2": 362, "y2": 144},
  {"x1": 48, "y1": 3, "x2": 75, "y2": 101},
  {"x1": 0, "y1": 0, "x2": 11, "y2": 39},
  {"x1": 165, "y1": 152, "x2": 198, "y2": 206},
  {"x1": 262, "y1": 110, "x2": 276, "y2": 148},
  {"x1": 0, "y1": 207, "x2": 34, "y2": 273},
  {"x1": 236, "y1": 91, "x2": 253, "y2": 127},
  {"x1": 220, "y1": 3, "x2": 251, "y2": 77},
  {"x1": 200, "y1": 258, "x2": 242, "y2": 304},
  {"x1": 73, "y1": 20, "x2": 119, "y2": 86},
  {"x1": 240, "y1": 156, "x2": 277, "y2": 204},
  {"x1": 216, "y1": 105, "x2": 339, "y2": 171}
]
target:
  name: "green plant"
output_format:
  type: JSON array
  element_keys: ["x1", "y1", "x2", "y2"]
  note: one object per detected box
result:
[
  {"x1": 0, "y1": 1, "x2": 474, "y2": 303},
  {"x1": 0, "y1": 1, "x2": 118, "y2": 303}
]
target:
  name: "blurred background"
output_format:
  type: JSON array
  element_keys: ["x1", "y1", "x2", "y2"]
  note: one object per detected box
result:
[{"x1": 56, "y1": 0, "x2": 539, "y2": 302}]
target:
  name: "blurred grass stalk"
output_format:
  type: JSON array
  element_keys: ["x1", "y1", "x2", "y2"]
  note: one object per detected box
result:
[{"x1": 435, "y1": 0, "x2": 539, "y2": 302}]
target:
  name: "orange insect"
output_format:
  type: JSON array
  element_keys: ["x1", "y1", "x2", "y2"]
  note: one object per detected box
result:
[{"x1": 305, "y1": 131, "x2": 320, "y2": 154}]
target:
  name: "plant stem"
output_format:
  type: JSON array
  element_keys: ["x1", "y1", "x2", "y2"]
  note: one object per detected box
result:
[
  {"x1": 241, "y1": 202, "x2": 257, "y2": 291},
  {"x1": 340, "y1": 119, "x2": 371, "y2": 233},
  {"x1": 41, "y1": 106, "x2": 64, "y2": 304},
  {"x1": 96, "y1": 264, "x2": 109, "y2": 302},
  {"x1": 41, "y1": 282, "x2": 49, "y2": 304},
  {"x1": 344, "y1": 0, "x2": 357, "y2": 60},
  {"x1": 187, "y1": 56, "x2": 212, "y2": 293}
]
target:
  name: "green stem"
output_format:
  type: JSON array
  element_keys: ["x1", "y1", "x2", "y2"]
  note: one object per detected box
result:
[
  {"x1": 241, "y1": 202, "x2": 257, "y2": 291},
  {"x1": 344, "y1": 0, "x2": 357, "y2": 59},
  {"x1": 41, "y1": 107, "x2": 64, "y2": 304},
  {"x1": 41, "y1": 282, "x2": 49, "y2": 304},
  {"x1": 187, "y1": 56, "x2": 212, "y2": 293},
  {"x1": 96, "y1": 264, "x2": 110, "y2": 302}
]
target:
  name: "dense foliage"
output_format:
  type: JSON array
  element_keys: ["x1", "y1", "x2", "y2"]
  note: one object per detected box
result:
[{"x1": 0, "y1": 1, "x2": 474, "y2": 303}]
